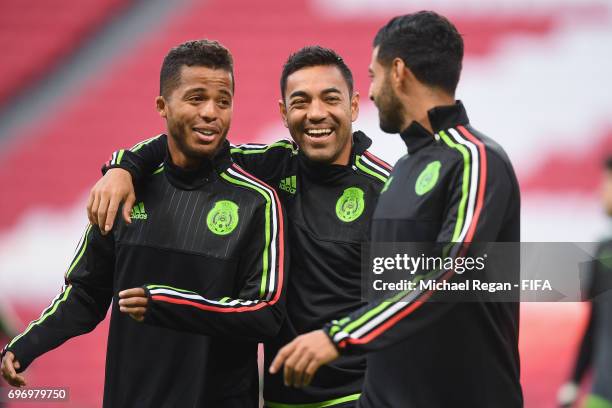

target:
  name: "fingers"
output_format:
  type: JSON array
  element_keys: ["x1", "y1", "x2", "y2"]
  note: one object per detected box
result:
[
  {"x1": 119, "y1": 307, "x2": 146, "y2": 322},
  {"x1": 118, "y1": 288, "x2": 146, "y2": 299},
  {"x1": 96, "y1": 194, "x2": 110, "y2": 236},
  {"x1": 1, "y1": 353, "x2": 26, "y2": 387},
  {"x1": 122, "y1": 193, "x2": 136, "y2": 225},
  {"x1": 118, "y1": 288, "x2": 147, "y2": 322},
  {"x1": 90, "y1": 191, "x2": 101, "y2": 228},
  {"x1": 269, "y1": 342, "x2": 295, "y2": 374},
  {"x1": 118, "y1": 297, "x2": 147, "y2": 308},
  {"x1": 302, "y1": 359, "x2": 320, "y2": 387},
  {"x1": 105, "y1": 195, "x2": 121, "y2": 233},
  {"x1": 286, "y1": 350, "x2": 312, "y2": 387}
]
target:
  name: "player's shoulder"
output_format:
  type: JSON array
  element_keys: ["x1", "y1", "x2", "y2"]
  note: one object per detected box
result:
[
  {"x1": 438, "y1": 124, "x2": 516, "y2": 175},
  {"x1": 218, "y1": 163, "x2": 281, "y2": 207},
  {"x1": 354, "y1": 150, "x2": 392, "y2": 185},
  {"x1": 230, "y1": 139, "x2": 297, "y2": 158}
]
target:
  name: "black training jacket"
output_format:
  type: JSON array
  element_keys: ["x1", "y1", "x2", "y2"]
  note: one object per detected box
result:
[
  {"x1": 324, "y1": 102, "x2": 523, "y2": 408},
  {"x1": 2, "y1": 143, "x2": 287, "y2": 407},
  {"x1": 103, "y1": 131, "x2": 390, "y2": 407}
]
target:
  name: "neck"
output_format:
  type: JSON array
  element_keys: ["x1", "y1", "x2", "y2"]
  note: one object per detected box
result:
[
  {"x1": 332, "y1": 141, "x2": 352, "y2": 166},
  {"x1": 167, "y1": 136, "x2": 206, "y2": 170},
  {"x1": 400, "y1": 88, "x2": 455, "y2": 134}
]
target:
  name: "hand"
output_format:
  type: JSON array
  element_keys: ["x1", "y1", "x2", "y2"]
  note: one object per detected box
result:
[
  {"x1": 118, "y1": 288, "x2": 148, "y2": 322},
  {"x1": 1, "y1": 351, "x2": 26, "y2": 387},
  {"x1": 269, "y1": 330, "x2": 339, "y2": 388},
  {"x1": 87, "y1": 168, "x2": 136, "y2": 235}
]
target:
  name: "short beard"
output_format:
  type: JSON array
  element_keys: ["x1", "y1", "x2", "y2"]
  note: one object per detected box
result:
[{"x1": 377, "y1": 80, "x2": 405, "y2": 134}]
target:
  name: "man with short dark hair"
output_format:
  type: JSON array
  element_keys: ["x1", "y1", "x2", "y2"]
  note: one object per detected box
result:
[
  {"x1": 271, "y1": 11, "x2": 523, "y2": 408},
  {"x1": 85, "y1": 45, "x2": 390, "y2": 408},
  {"x1": 1, "y1": 39, "x2": 287, "y2": 408}
]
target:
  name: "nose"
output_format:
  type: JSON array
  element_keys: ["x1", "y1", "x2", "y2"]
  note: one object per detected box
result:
[
  {"x1": 199, "y1": 100, "x2": 218, "y2": 122},
  {"x1": 306, "y1": 99, "x2": 327, "y2": 122},
  {"x1": 368, "y1": 84, "x2": 375, "y2": 102}
]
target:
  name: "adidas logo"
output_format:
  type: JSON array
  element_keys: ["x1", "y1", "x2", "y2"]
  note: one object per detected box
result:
[
  {"x1": 279, "y1": 175, "x2": 297, "y2": 194},
  {"x1": 130, "y1": 202, "x2": 148, "y2": 220}
]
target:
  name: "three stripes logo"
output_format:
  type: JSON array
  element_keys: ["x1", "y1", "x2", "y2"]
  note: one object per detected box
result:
[
  {"x1": 279, "y1": 175, "x2": 297, "y2": 194},
  {"x1": 130, "y1": 202, "x2": 148, "y2": 220}
]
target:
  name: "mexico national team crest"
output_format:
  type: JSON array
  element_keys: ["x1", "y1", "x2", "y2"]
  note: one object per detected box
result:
[
  {"x1": 207, "y1": 200, "x2": 239, "y2": 235},
  {"x1": 415, "y1": 161, "x2": 441, "y2": 196},
  {"x1": 336, "y1": 187, "x2": 365, "y2": 223}
]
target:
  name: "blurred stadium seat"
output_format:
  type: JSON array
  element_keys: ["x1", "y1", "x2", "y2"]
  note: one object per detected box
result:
[{"x1": 0, "y1": 0, "x2": 130, "y2": 107}]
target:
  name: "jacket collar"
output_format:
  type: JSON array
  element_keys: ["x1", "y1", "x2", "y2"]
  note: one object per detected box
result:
[
  {"x1": 163, "y1": 139, "x2": 232, "y2": 190},
  {"x1": 298, "y1": 131, "x2": 372, "y2": 182},
  {"x1": 400, "y1": 100, "x2": 469, "y2": 154}
]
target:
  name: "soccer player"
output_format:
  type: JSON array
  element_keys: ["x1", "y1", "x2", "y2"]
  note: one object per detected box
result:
[
  {"x1": 270, "y1": 11, "x2": 523, "y2": 408},
  {"x1": 1, "y1": 40, "x2": 286, "y2": 408},
  {"x1": 558, "y1": 157, "x2": 612, "y2": 408},
  {"x1": 86, "y1": 46, "x2": 390, "y2": 408}
]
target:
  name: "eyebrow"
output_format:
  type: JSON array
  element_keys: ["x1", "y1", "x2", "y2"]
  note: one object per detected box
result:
[
  {"x1": 289, "y1": 90, "x2": 309, "y2": 99},
  {"x1": 321, "y1": 87, "x2": 342, "y2": 95},
  {"x1": 184, "y1": 87, "x2": 232, "y2": 97},
  {"x1": 289, "y1": 87, "x2": 342, "y2": 100}
]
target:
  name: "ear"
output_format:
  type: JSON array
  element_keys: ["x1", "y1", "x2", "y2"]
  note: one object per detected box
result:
[
  {"x1": 156, "y1": 96, "x2": 167, "y2": 118},
  {"x1": 350, "y1": 91, "x2": 360, "y2": 122},
  {"x1": 390, "y1": 57, "x2": 407, "y2": 92},
  {"x1": 278, "y1": 99, "x2": 288, "y2": 128}
]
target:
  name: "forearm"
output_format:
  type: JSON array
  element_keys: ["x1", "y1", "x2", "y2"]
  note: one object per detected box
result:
[{"x1": 143, "y1": 285, "x2": 284, "y2": 341}]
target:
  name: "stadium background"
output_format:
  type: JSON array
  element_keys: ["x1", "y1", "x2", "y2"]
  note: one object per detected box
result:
[{"x1": 0, "y1": 0, "x2": 611, "y2": 406}]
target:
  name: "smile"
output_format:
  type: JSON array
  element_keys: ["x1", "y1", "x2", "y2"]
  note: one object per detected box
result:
[
  {"x1": 305, "y1": 128, "x2": 333, "y2": 138},
  {"x1": 194, "y1": 128, "x2": 217, "y2": 136}
]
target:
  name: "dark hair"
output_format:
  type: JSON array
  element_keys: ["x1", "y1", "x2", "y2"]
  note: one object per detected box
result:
[
  {"x1": 280, "y1": 46, "x2": 354, "y2": 99},
  {"x1": 160, "y1": 39, "x2": 234, "y2": 97},
  {"x1": 605, "y1": 156, "x2": 612, "y2": 170},
  {"x1": 373, "y1": 11, "x2": 463, "y2": 95}
]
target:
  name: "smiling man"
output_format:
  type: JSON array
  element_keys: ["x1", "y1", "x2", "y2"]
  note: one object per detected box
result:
[
  {"x1": 270, "y1": 11, "x2": 522, "y2": 408},
  {"x1": 85, "y1": 46, "x2": 390, "y2": 408},
  {"x1": 1, "y1": 40, "x2": 287, "y2": 408}
]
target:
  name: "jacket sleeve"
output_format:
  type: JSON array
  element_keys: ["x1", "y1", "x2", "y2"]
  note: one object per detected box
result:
[
  {"x1": 102, "y1": 134, "x2": 167, "y2": 181},
  {"x1": 142, "y1": 172, "x2": 288, "y2": 341},
  {"x1": 228, "y1": 140, "x2": 296, "y2": 182},
  {"x1": 2, "y1": 225, "x2": 114, "y2": 371},
  {"x1": 325, "y1": 130, "x2": 517, "y2": 354},
  {"x1": 102, "y1": 136, "x2": 296, "y2": 185}
]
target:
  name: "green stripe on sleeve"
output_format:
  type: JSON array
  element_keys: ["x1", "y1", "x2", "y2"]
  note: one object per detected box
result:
[
  {"x1": 8, "y1": 286, "x2": 73, "y2": 348},
  {"x1": 220, "y1": 172, "x2": 272, "y2": 298},
  {"x1": 230, "y1": 141, "x2": 295, "y2": 155},
  {"x1": 585, "y1": 395, "x2": 612, "y2": 408},
  {"x1": 146, "y1": 284, "x2": 198, "y2": 295},
  {"x1": 66, "y1": 225, "x2": 92, "y2": 278},
  {"x1": 438, "y1": 130, "x2": 471, "y2": 242},
  {"x1": 265, "y1": 393, "x2": 361, "y2": 408},
  {"x1": 355, "y1": 156, "x2": 388, "y2": 183},
  {"x1": 116, "y1": 149, "x2": 125, "y2": 165},
  {"x1": 130, "y1": 135, "x2": 161, "y2": 152}
]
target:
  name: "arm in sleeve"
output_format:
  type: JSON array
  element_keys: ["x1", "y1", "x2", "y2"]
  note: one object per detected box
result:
[
  {"x1": 102, "y1": 134, "x2": 167, "y2": 181},
  {"x1": 229, "y1": 140, "x2": 296, "y2": 182},
  {"x1": 142, "y1": 173, "x2": 288, "y2": 341},
  {"x1": 2, "y1": 225, "x2": 115, "y2": 371},
  {"x1": 325, "y1": 130, "x2": 516, "y2": 354}
]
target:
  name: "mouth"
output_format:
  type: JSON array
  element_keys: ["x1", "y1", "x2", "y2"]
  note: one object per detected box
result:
[
  {"x1": 193, "y1": 127, "x2": 219, "y2": 142},
  {"x1": 304, "y1": 127, "x2": 334, "y2": 141}
]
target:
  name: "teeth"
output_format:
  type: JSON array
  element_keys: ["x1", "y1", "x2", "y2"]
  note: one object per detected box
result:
[
  {"x1": 195, "y1": 129, "x2": 215, "y2": 136},
  {"x1": 305, "y1": 129, "x2": 332, "y2": 136}
]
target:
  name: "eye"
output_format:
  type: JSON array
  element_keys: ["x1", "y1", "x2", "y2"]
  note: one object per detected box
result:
[
  {"x1": 325, "y1": 96, "x2": 341, "y2": 103},
  {"x1": 291, "y1": 99, "x2": 306, "y2": 108},
  {"x1": 218, "y1": 99, "x2": 231, "y2": 108},
  {"x1": 188, "y1": 95, "x2": 203, "y2": 103}
]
